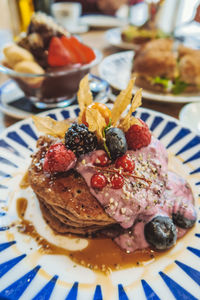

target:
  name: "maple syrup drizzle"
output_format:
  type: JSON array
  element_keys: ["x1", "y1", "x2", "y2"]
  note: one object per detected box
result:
[
  {"x1": 16, "y1": 197, "x2": 165, "y2": 274},
  {"x1": 19, "y1": 171, "x2": 30, "y2": 189}
]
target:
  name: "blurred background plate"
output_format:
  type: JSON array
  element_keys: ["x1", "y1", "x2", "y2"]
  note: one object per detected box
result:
[
  {"x1": 80, "y1": 14, "x2": 127, "y2": 29},
  {"x1": 105, "y1": 28, "x2": 140, "y2": 50},
  {"x1": 0, "y1": 74, "x2": 110, "y2": 119},
  {"x1": 99, "y1": 51, "x2": 200, "y2": 103},
  {"x1": 179, "y1": 102, "x2": 200, "y2": 134}
]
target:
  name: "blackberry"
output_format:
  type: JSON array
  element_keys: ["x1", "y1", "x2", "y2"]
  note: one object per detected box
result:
[
  {"x1": 65, "y1": 123, "x2": 97, "y2": 157},
  {"x1": 105, "y1": 127, "x2": 127, "y2": 160}
]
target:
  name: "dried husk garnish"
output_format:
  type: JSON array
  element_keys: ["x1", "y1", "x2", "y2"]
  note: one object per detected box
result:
[
  {"x1": 77, "y1": 74, "x2": 93, "y2": 123},
  {"x1": 111, "y1": 78, "x2": 135, "y2": 126},
  {"x1": 32, "y1": 115, "x2": 70, "y2": 138},
  {"x1": 32, "y1": 75, "x2": 143, "y2": 140},
  {"x1": 85, "y1": 107, "x2": 106, "y2": 140},
  {"x1": 119, "y1": 88, "x2": 142, "y2": 132}
]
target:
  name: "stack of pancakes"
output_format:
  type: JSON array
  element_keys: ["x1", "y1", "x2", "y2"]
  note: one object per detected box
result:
[{"x1": 28, "y1": 136, "x2": 116, "y2": 236}]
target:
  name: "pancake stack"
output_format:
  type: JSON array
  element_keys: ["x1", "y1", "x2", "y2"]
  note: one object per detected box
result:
[{"x1": 28, "y1": 136, "x2": 116, "y2": 236}]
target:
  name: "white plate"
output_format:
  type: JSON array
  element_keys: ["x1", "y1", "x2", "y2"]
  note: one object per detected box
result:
[
  {"x1": 99, "y1": 51, "x2": 200, "y2": 103},
  {"x1": 0, "y1": 75, "x2": 110, "y2": 119},
  {"x1": 65, "y1": 23, "x2": 89, "y2": 34},
  {"x1": 80, "y1": 14, "x2": 127, "y2": 29},
  {"x1": 0, "y1": 105, "x2": 199, "y2": 299},
  {"x1": 105, "y1": 28, "x2": 140, "y2": 50},
  {"x1": 179, "y1": 102, "x2": 200, "y2": 134}
]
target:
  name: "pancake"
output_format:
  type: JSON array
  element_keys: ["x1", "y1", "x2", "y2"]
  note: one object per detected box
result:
[{"x1": 28, "y1": 136, "x2": 116, "y2": 236}]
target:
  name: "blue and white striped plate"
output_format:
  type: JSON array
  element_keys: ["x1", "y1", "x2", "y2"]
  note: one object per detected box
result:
[{"x1": 0, "y1": 105, "x2": 199, "y2": 300}]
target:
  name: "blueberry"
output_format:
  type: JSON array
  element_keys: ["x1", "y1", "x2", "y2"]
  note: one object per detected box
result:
[
  {"x1": 144, "y1": 216, "x2": 177, "y2": 250},
  {"x1": 172, "y1": 211, "x2": 196, "y2": 229},
  {"x1": 105, "y1": 127, "x2": 127, "y2": 160}
]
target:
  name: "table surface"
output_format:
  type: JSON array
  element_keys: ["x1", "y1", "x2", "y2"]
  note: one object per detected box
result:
[{"x1": 0, "y1": 30, "x2": 186, "y2": 133}]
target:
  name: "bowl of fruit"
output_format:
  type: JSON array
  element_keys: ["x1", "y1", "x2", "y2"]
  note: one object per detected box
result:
[{"x1": 0, "y1": 13, "x2": 101, "y2": 109}]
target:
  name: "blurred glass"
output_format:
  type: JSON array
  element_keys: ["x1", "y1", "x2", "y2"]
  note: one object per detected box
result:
[
  {"x1": 18, "y1": 0, "x2": 34, "y2": 32},
  {"x1": 7, "y1": 0, "x2": 33, "y2": 34},
  {"x1": 33, "y1": 0, "x2": 53, "y2": 15},
  {"x1": 0, "y1": 49, "x2": 102, "y2": 109},
  {"x1": 7, "y1": 0, "x2": 53, "y2": 35}
]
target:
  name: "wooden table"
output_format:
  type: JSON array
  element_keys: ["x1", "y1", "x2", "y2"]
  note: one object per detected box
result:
[{"x1": 0, "y1": 30, "x2": 185, "y2": 133}]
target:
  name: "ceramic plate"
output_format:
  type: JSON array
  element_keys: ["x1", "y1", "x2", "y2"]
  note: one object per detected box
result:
[
  {"x1": 99, "y1": 51, "x2": 200, "y2": 103},
  {"x1": 80, "y1": 15, "x2": 127, "y2": 29},
  {"x1": 179, "y1": 103, "x2": 200, "y2": 135},
  {"x1": 0, "y1": 104, "x2": 200, "y2": 299},
  {"x1": 0, "y1": 74, "x2": 110, "y2": 119},
  {"x1": 105, "y1": 28, "x2": 140, "y2": 50}
]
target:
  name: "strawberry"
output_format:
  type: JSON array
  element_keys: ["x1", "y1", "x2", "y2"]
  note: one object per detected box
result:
[
  {"x1": 60, "y1": 36, "x2": 82, "y2": 64},
  {"x1": 68, "y1": 36, "x2": 96, "y2": 64},
  {"x1": 125, "y1": 119, "x2": 151, "y2": 150},
  {"x1": 48, "y1": 36, "x2": 72, "y2": 67},
  {"x1": 43, "y1": 143, "x2": 77, "y2": 173},
  {"x1": 78, "y1": 43, "x2": 96, "y2": 64}
]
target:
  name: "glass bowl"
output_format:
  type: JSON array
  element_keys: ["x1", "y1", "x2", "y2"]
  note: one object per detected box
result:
[{"x1": 0, "y1": 49, "x2": 102, "y2": 109}]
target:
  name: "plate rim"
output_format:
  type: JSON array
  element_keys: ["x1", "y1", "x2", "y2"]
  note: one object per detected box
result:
[
  {"x1": 80, "y1": 14, "x2": 127, "y2": 28},
  {"x1": 179, "y1": 102, "x2": 200, "y2": 134},
  {"x1": 105, "y1": 27, "x2": 140, "y2": 50},
  {"x1": 98, "y1": 50, "x2": 200, "y2": 103},
  {"x1": 0, "y1": 104, "x2": 197, "y2": 137}
]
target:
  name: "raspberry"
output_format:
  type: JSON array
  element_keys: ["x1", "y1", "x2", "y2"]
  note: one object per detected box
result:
[
  {"x1": 125, "y1": 119, "x2": 151, "y2": 150},
  {"x1": 43, "y1": 143, "x2": 77, "y2": 173},
  {"x1": 110, "y1": 174, "x2": 124, "y2": 189},
  {"x1": 94, "y1": 153, "x2": 110, "y2": 167},
  {"x1": 91, "y1": 173, "x2": 107, "y2": 189},
  {"x1": 115, "y1": 154, "x2": 135, "y2": 172}
]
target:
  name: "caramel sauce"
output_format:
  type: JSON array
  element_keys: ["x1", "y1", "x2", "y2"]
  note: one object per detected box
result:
[
  {"x1": 69, "y1": 238, "x2": 157, "y2": 273},
  {"x1": 16, "y1": 197, "x2": 28, "y2": 218},
  {"x1": 16, "y1": 197, "x2": 165, "y2": 274},
  {"x1": 19, "y1": 171, "x2": 30, "y2": 189}
]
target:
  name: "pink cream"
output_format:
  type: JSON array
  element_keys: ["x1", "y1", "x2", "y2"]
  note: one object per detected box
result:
[{"x1": 76, "y1": 137, "x2": 195, "y2": 252}]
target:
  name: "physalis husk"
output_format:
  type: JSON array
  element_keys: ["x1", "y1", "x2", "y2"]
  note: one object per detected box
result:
[
  {"x1": 111, "y1": 78, "x2": 135, "y2": 126},
  {"x1": 85, "y1": 107, "x2": 106, "y2": 141},
  {"x1": 119, "y1": 88, "x2": 142, "y2": 132},
  {"x1": 77, "y1": 74, "x2": 93, "y2": 123},
  {"x1": 32, "y1": 115, "x2": 70, "y2": 138}
]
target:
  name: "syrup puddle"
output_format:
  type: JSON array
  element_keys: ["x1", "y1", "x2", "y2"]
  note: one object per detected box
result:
[{"x1": 16, "y1": 195, "x2": 167, "y2": 274}]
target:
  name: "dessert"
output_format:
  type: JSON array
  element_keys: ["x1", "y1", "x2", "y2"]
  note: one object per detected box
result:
[
  {"x1": 28, "y1": 75, "x2": 197, "y2": 255},
  {"x1": 133, "y1": 39, "x2": 200, "y2": 94},
  {"x1": 1, "y1": 13, "x2": 96, "y2": 105}
]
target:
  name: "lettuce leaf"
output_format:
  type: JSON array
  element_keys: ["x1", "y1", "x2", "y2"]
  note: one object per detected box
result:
[
  {"x1": 151, "y1": 76, "x2": 188, "y2": 94},
  {"x1": 171, "y1": 78, "x2": 188, "y2": 95},
  {"x1": 151, "y1": 76, "x2": 172, "y2": 89}
]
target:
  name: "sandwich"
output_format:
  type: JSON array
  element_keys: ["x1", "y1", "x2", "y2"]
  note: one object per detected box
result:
[{"x1": 133, "y1": 39, "x2": 200, "y2": 94}]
